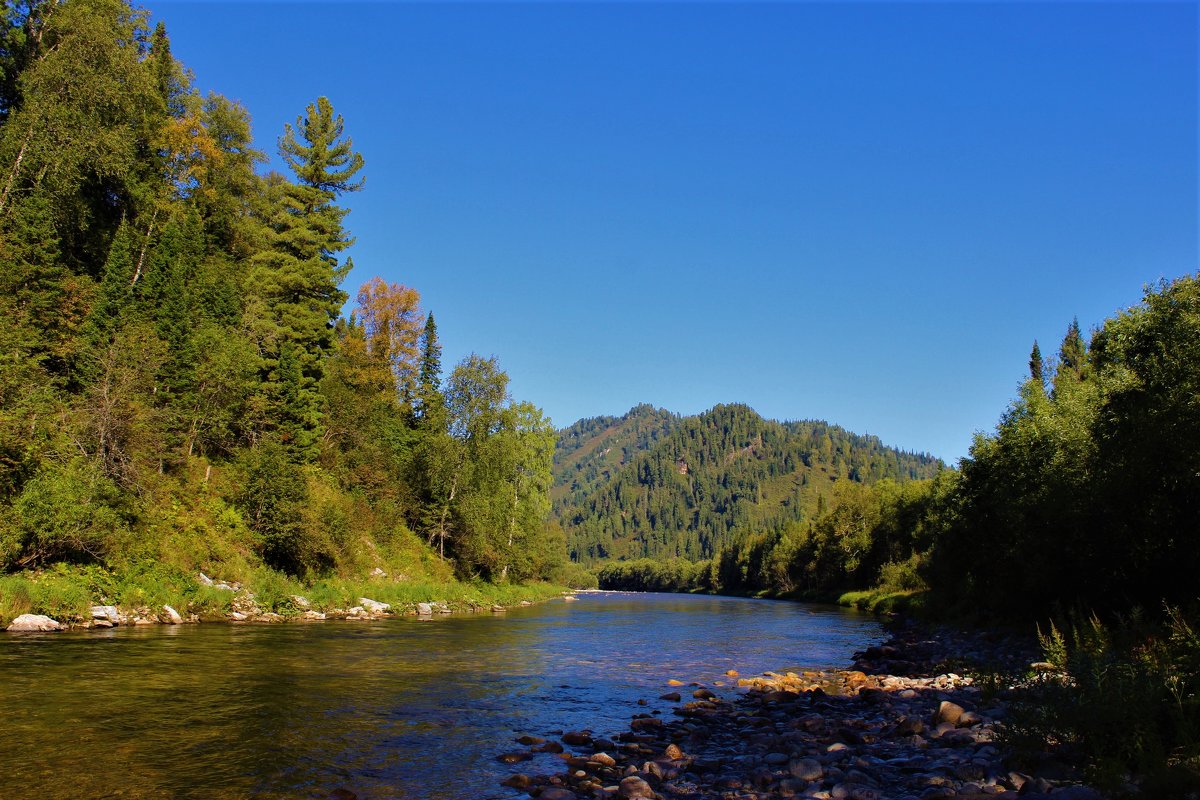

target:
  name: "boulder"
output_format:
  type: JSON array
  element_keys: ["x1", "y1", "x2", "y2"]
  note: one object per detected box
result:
[
  {"x1": 7, "y1": 613, "x2": 62, "y2": 632},
  {"x1": 658, "y1": 692, "x2": 681, "y2": 702},
  {"x1": 936, "y1": 700, "x2": 965, "y2": 726},
  {"x1": 618, "y1": 775, "x2": 655, "y2": 799},
  {"x1": 416, "y1": 602, "x2": 433, "y2": 616},
  {"x1": 789, "y1": 758, "x2": 824, "y2": 782},
  {"x1": 197, "y1": 572, "x2": 214, "y2": 586},
  {"x1": 163, "y1": 605, "x2": 184, "y2": 624},
  {"x1": 91, "y1": 605, "x2": 120, "y2": 623},
  {"x1": 370, "y1": 567, "x2": 387, "y2": 578},
  {"x1": 290, "y1": 595, "x2": 311, "y2": 609},
  {"x1": 539, "y1": 789, "x2": 577, "y2": 800},
  {"x1": 358, "y1": 598, "x2": 390, "y2": 614}
]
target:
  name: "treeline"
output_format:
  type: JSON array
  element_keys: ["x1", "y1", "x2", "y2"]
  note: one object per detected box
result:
[
  {"x1": 600, "y1": 274, "x2": 1200, "y2": 621},
  {"x1": 554, "y1": 403, "x2": 942, "y2": 563},
  {"x1": 0, "y1": 0, "x2": 571, "y2": 587}
]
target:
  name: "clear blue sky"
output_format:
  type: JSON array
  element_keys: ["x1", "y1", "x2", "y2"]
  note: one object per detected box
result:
[{"x1": 145, "y1": 1, "x2": 1197, "y2": 464}]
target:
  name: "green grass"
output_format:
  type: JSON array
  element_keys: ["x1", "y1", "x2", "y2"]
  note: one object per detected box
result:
[
  {"x1": 838, "y1": 588, "x2": 929, "y2": 615},
  {"x1": 0, "y1": 561, "x2": 570, "y2": 628}
]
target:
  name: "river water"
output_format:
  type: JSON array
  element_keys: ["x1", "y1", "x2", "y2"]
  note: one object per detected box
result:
[{"x1": 0, "y1": 591, "x2": 882, "y2": 799}]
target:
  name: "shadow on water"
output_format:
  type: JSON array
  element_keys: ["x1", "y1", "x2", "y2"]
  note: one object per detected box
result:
[{"x1": 0, "y1": 592, "x2": 882, "y2": 799}]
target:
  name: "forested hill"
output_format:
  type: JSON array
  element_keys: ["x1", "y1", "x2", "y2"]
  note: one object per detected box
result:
[{"x1": 552, "y1": 404, "x2": 942, "y2": 564}]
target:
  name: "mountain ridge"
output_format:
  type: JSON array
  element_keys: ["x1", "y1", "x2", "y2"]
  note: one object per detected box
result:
[{"x1": 552, "y1": 403, "x2": 942, "y2": 564}]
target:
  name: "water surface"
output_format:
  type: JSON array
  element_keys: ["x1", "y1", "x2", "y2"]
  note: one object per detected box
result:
[{"x1": 0, "y1": 591, "x2": 881, "y2": 799}]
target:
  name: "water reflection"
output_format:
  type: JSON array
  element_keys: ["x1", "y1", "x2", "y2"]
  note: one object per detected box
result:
[{"x1": 0, "y1": 592, "x2": 881, "y2": 799}]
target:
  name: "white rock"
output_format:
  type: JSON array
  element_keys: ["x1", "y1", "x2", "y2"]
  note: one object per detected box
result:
[
  {"x1": 290, "y1": 595, "x2": 311, "y2": 609},
  {"x1": 7, "y1": 613, "x2": 62, "y2": 632},
  {"x1": 163, "y1": 605, "x2": 183, "y2": 624},
  {"x1": 358, "y1": 597, "x2": 390, "y2": 614},
  {"x1": 91, "y1": 605, "x2": 120, "y2": 623},
  {"x1": 197, "y1": 572, "x2": 214, "y2": 586},
  {"x1": 416, "y1": 602, "x2": 433, "y2": 615},
  {"x1": 302, "y1": 610, "x2": 326, "y2": 620},
  {"x1": 370, "y1": 567, "x2": 387, "y2": 578}
]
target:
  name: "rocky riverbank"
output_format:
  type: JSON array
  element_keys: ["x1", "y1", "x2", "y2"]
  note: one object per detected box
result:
[
  {"x1": 501, "y1": 617, "x2": 1101, "y2": 800},
  {"x1": 4, "y1": 571, "x2": 570, "y2": 631}
]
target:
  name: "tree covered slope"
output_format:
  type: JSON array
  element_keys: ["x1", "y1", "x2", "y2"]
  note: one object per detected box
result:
[{"x1": 553, "y1": 403, "x2": 941, "y2": 563}]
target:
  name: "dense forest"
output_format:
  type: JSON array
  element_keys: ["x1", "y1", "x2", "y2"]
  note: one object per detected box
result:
[
  {"x1": 0, "y1": 0, "x2": 574, "y2": 601},
  {"x1": 553, "y1": 404, "x2": 942, "y2": 563},
  {"x1": 596, "y1": 278, "x2": 1200, "y2": 619}
]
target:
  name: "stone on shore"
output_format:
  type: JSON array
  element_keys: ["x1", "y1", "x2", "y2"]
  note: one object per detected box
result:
[
  {"x1": 7, "y1": 613, "x2": 62, "y2": 631},
  {"x1": 358, "y1": 598, "x2": 390, "y2": 614},
  {"x1": 618, "y1": 775, "x2": 655, "y2": 798},
  {"x1": 91, "y1": 605, "x2": 120, "y2": 623},
  {"x1": 936, "y1": 700, "x2": 966, "y2": 726},
  {"x1": 416, "y1": 602, "x2": 433, "y2": 616},
  {"x1": 163, "y1": 605, "x2": 184, "y2": 624}
]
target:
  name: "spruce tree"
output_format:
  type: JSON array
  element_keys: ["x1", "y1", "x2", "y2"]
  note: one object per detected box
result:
[
  {"x1": 1029, "y1": 340, "x2": 1044, "y2": 385},
  {"x1": 245, "y1": 97, "x2": 364, "y2": 458}
]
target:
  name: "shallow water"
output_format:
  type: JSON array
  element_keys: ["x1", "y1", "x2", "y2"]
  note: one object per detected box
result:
[{"x1": 0, "y1": 591, "x2": 882, "y2": 799}]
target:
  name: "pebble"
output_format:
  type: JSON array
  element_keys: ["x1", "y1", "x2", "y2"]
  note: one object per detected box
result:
[{"x1": 505, "y1": 618, "x2": 1101, "y2": 800}]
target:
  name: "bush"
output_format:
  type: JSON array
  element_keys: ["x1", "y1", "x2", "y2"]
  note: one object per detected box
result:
[{"x1": 1002, "y1": 608, "x2": 1200, "y2": 794}]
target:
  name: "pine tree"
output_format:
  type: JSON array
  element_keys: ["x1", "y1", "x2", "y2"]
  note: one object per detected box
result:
[
  {"x1": 1029, "y1": 340, "x2": 1044, "y2": 385},
  {"x1": 244, "y1": 97, "x2": 364, "y2": 458}
]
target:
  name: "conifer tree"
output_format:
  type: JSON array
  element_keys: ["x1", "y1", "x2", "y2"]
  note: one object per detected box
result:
[
  {"x1": 1029, "y1": 339, "x2": 1044, "y2": 385},
  {"x1": 245, "y1": 97, "x2": 364, "y2": 459}
]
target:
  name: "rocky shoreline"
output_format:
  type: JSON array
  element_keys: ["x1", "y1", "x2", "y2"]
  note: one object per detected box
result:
[
  {"x1": 5, "y1": 572, "x2": 568, "y2": 632},
  {"x1": 500, "y1": 617, "x2": 1101, "y2": 800}
]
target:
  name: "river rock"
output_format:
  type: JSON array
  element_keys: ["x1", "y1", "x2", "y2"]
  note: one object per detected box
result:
[
  {"x1": 618, "y1": 775, "x2": 655, "y2": 799},
  {"x1": 7, "y1": 613, "x2": 61, "y2": 631},
  {"x1": 659, "y1": 692, "x2": 681, "y2": 702},
  {"x1": 592, "y1": 752, "x2": 617, "y2": 767},
  {"x1": 302, "y1": 610, "x2": 326, "y2": 620},
  {"x1": 789, "y1": 758, "x2": 824, "y2": 781},
  {"x1": 562, "y1": 731, "x2": 593, "y2": 746},
  {"x1": 491, "y1": 605, "x2": 506, "y2": 612},
  {"x1": 501, "y1": 773, "x2": 531, "y2": 789},
  {"x1": 936, "y1": 700, "x2": 965, "y2": 726},
  {"x1": 91, "y1": 605, "x2": 120, "y2": 623},
  {"x1": 163, "y1": 605, "x2": 183, "y2": 624},
  {"x1": 416, "y1": 602, "x2": 433, "y2": 616},
  {"x1": 358, "y1": 598, "x2": 390, "y2": 614},
  {"x1": 290, "y1": 595, "x2": 311, "y2": 609}
]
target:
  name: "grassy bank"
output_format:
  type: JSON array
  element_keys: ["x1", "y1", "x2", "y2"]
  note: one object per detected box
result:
[{"x1": 0, "y1": 561, "x2": 570, "y2": 628}]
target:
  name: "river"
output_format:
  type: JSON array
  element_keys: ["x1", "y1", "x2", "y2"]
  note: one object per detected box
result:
[{"x1": 0, "y1": 591, "x2": 882, "y2": 799}]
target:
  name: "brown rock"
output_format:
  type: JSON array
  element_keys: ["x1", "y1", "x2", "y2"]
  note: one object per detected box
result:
[
  {"x1": 501, "y1": 774, "x2": 531, "y2": 789},
  {"x1": 658, "y1": 691, "x2": 681, "y2": 702},
  {"x1": 936, "y1": 700, "x2": 965, "y2": 726},
  {"x1": 498, "y1": 751, "x2": 532, "y2": 764},
  {"x1": 663, "y1": 743, "x2": 685, "y2": 760},
  {"x1": 562, "y1": 731, "x2": 593, "y2": 746},
  {"x1": 618, "y1": 775, "x2": 655, "y2": 799}
]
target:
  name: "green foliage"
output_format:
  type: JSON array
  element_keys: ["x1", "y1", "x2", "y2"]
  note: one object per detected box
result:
[
  {"x1": 1003, "y1": 609, "x2": 1200, "y2": 793},
  {"x1": 597, "y1": 557, "x2": 711, "y2": 592},
  {"x1": 555, "y1": 403, "x2": 942, "y2": 564},
  {"x1": 3, "y1": 459, "x2": 129, "y2": 569},
  {"x1": 929, "y1": 274, "x2": 1200, "y2": 619},
  {"x1": 0, "y1": 1, "x2": 567, "y2": 602}
]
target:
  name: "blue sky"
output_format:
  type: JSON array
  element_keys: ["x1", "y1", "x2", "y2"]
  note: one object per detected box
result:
[{"x1": 145, "y1": 1, "x2": 1197, "y2": 463}]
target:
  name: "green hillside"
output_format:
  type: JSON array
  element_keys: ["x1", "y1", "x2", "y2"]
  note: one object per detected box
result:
[{"x1": 552, "y1": 403, "x2": 942, "y2": 563}]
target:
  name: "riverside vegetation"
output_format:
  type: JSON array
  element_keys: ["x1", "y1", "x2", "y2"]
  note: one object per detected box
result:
[
  {"x1": 564, "y1": 277, "x2": 1200, "y2": 795},
  {"x1": 0, "y1": 0, "x2": 592, "y2": 630}
]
